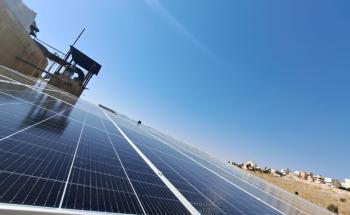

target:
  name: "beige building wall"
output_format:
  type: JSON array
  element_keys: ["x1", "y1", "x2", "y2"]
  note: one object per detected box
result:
[
  {"x1": 0, "y1": 1, "x2": 47, "y2": 78},
  {"x1": 48, "y1": 74, "x2": 84, "y2": 97}
]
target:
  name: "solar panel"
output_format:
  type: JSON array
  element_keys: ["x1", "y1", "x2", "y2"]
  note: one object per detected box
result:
[
  {"x1": 106, "y1": 114, "x2": 282, "y2": 215},
  {"x1": 0, "y1": 65, "x2": 332, "y2": 215}
]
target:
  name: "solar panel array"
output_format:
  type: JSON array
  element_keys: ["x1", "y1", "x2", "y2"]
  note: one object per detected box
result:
[{"x1": 0, "y1": 66, "x2": 331, "y2": 215}]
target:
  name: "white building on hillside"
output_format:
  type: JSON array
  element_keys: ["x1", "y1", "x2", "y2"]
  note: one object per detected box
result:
[
  {"x1": 325, "y1": 178, "x2": 340, "y2": 187},
  {"x1": 341, "y1": 178, "x2": 350, "y2": 189},
  {"x1": 243, "y1": 161, "x2": 257, "y2": 170},
  {"x1": 280, "y1": 169, "x2": 289, "y2": 176},
  {"x1": 293, "y1": 171, "x2": 300, "y2": 176},
  {"x1": 313, "y1": 175, "x2": 325, "y2": 184}
]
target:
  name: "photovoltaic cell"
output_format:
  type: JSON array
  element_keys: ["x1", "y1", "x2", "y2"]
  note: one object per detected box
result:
[
  {"x1": 0, "y1": 66, "x2": 331, "y2": 215},
  {"x1": 103, "y1": 121, "x2": 191, "y2": 215},
  {"x1": 61, "y1": 123, "x2": 144, "y2": 214},
  {"x1": 107, "y1": 115, "x2": 284, "y2": 215},
  {"x1": 0, "y1": 105, "x2": 76, "y2": 207},
  {"x1": 148, "y1": 133, "x2": 301, "y2": 214}
]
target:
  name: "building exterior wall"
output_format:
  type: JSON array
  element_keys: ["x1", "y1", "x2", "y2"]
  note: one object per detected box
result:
[
  {"x1": 0, "y1": 0, "x2": 47, "y2": 78},
  {"x1": 48, "y1": 74, "x2": 83, "y2": 97},
  {"x1": 300, "y1": 172, "x2": 307, "y2": 180},
  {"x1": 342, "y1": 178, "x2": 350, "y2": 189},
  {"x1": 313, "y1": 175, "x2": 325, "y2": 184},
  {"x1": 4, "y1": 0, "x2": 36, "y2": 33}
]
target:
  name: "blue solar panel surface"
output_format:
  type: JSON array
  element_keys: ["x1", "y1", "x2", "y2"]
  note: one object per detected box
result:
[
  {"x1": 0, "y1": 82, "x2": 189, "y2": 214},
  {"x1": 107, "y1": 114, "x2": 284, "y2": 215},
  {"x1": 0, "y1": 68, "x2": 332, "y2": 215}
]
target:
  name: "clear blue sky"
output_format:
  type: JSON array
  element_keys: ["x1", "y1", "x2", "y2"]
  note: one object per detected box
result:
[{"x1": 25, "y1": 0, "x2": 349, "y2": 180}]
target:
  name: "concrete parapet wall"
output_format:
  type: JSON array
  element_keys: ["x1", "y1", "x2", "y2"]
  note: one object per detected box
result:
[
  {"x1": 0, "y1": 1, "x2": 47, "y2": 78},
  {"x1": 48, "y1": 74, "x2": 83, "y2": 97}
]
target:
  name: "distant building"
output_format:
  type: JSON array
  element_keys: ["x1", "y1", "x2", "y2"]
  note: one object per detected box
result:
[
  {"x1": 332, "y1": 179, "x2": 341, "y2": 187},
  {"x1": 280, "y1": 169, "x2": 289, "y2": 176},
  {"x1": 300, "y1": 172, "x2": 308, "y2": 180},
  {"x1": 325, "y1": 178, "x2": 332, "y2": 183},
  {"x1": 291, "y1": 171, "x2": 301, "y2": 179},
  {"x1": 293, "y1": 171, "x2": 300, "y2": 176},
  {"x1": 313, "y1": 175, "x2": 325, "y2": 184},
  {"x1": 243, "y1": 161, "x2": 257, "y2": 170},
  {"x1": 300, "y1": 172, "x2": 313, "y2": 181},
  {"x1": 270, "y1": 169, "x2": 282, "y2": 177},
  {"x1": 306, "y1": 173, "x2": 314, "y2": 182},
  {"x1": 325, "y1": 178, "x2": 341, "y2": 187},
  {"x1": 341, "y1": 178, "x2": 350, "y2": 189}
]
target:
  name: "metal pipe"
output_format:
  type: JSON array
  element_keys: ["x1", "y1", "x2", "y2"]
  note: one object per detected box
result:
[
  {"x1": 54, "y1": 28, "x2": 85, "y2": 74},
  {"x1": 72, "y1": 28, "x2": 85, "y2": 47},
  {"x1": 34, "y1": 37, "x2": 66, "y2": 55}
]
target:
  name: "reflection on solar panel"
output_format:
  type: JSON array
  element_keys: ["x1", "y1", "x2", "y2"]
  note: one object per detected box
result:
[{"x1": 0, "y1": 65, "x2": 331, "y2": 215}]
